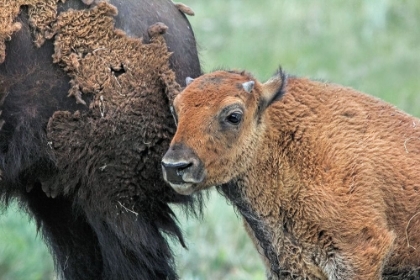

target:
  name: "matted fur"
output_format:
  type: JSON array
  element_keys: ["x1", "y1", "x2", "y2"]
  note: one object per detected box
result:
[
  {"x1": 163, "y1": 69, "x2": 420, "y2": 279},
  {"x1": 0, "y1": 0, "x2": 63, "y2": 63},
  {"x1": 46, "y1": 2, "x2": 184, "y2": 220},
  {"x1": 0, "y1": 1, "x2": 201, "y2": 279}
]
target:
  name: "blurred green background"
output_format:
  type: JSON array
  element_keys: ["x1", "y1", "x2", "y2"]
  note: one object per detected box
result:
[{"x1": 1, "y1": 0, "x2": 420, "y2": 279}]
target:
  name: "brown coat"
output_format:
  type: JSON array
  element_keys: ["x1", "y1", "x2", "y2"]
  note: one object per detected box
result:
[
  {"x1": 162, "y1": 69, "x2": 420, "y2": 279},
  {"x1": 0, "y1": 1, "x2": 201, "y2": 279}
]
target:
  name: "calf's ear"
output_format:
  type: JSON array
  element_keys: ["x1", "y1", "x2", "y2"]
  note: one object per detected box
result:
[{"x1": 261, "y1": 68, "x2": 287, "y2": 109}]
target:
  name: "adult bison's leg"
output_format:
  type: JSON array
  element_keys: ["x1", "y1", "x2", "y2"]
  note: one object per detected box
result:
[
  {"x1": 24, "y1": 185, "x2": 103, "y2": 279},
  {"x1": 84, "y1": 205, "x2": 180, "y2": 280}
]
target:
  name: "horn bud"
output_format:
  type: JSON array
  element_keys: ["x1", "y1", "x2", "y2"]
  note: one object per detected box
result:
[
  {"x1": 242, "y1": 81, "x2": 255, "y2": 93},
  {"x1": 185, "y1": 77, "x2": 194, "y2": 86}
]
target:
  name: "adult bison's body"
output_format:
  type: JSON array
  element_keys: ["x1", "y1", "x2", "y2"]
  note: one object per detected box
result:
[
  {"x1": 0, "y1": 1, "x2": 201, "y2": 279},
  {"x1": 162, "y1": 69, "x2": 420, "y2": 279}
]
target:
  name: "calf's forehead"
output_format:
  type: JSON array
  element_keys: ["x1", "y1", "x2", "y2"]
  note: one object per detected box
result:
[{"x1": 174, "y1": 71, "x2": 255, "y2": 111}]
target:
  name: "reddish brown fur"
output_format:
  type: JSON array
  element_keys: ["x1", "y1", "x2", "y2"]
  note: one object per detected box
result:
[{"x1": 163, "y1": 70, "x2": 420, "y2": 279}]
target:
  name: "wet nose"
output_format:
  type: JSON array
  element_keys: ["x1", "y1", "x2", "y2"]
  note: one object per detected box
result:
[
  {"x1": 161, "y1": 143, "x2": 205, "y2": 185},
  {"x1": 161, "y1": 161, "x2": 193, "y2": 184}
]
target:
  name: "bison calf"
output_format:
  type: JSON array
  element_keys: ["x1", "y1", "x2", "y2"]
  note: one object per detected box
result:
[{"x1": 162, "y1": 69, "x2": 420, "y2": 279}]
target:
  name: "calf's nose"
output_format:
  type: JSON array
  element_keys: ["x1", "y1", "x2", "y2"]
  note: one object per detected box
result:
[{"x1": 161, "y1": 143, "x2": 205, "y2": 185}]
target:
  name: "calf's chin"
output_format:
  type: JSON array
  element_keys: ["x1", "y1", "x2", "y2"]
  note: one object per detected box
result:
[{"x1": 169, "y1": 183, "x2": 196, "y2": 195}]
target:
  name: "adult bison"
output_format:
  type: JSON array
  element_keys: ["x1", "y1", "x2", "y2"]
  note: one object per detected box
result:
[
  {"x1": 162, "y1": 69, "x2": 420, "y2": 279},
  {"x1": 0, "y1": 0, "x2": 201, "y2": 279}
]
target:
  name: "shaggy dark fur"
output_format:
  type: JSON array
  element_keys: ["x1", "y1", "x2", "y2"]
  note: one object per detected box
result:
[{"x1": 0, "y1": 1, "x2": 201, "y2": 279}]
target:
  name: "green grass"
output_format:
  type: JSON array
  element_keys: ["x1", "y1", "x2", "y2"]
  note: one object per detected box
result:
[
  {"x1": 0, "y1": 205, "x2": 55, "y2": 280},
  {"x1": 187, "y1": 0, "x2": 420, "y2": 116},
  {"x1": 1, "y1": 0, "x2": 420, "y2": 279}
]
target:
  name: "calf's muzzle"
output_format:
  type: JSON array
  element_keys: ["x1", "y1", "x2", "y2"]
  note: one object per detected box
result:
[{"x1": 161, "y1": 143, "x2": 205, "y2": 195}]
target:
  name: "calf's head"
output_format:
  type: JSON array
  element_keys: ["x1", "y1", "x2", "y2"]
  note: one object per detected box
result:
[{"x1": 162, "y1": 69, "x2": 286, "y2": 195}]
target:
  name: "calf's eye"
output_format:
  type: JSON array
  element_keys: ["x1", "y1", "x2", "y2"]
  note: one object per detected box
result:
[{"x1": 226, "y1": 112, "x2": 242, "y2": 124}]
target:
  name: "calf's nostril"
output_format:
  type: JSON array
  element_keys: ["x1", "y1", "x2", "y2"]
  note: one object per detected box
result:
[
  {"x1": 176, "y1": 162, "x2": 192, "y2": 175},
  {"x1": 162, "y1": 161, "x2": 193, "y2": 183},
  {"x1": 161, "y1": 161, "x2": 191, "y2": 170}
]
